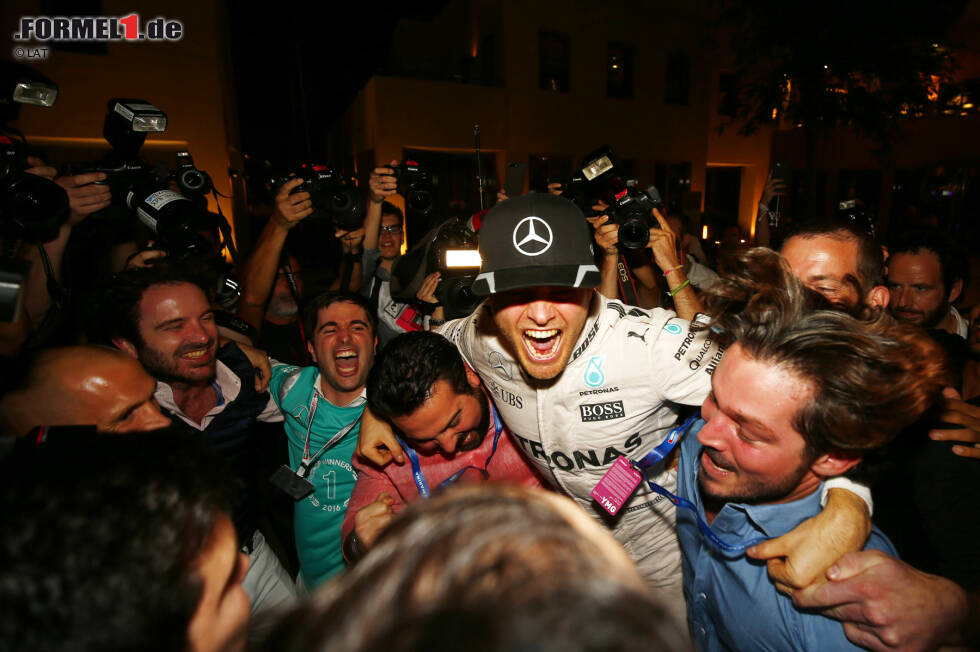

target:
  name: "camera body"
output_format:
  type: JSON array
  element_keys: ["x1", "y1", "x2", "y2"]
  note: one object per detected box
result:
[
  {"x1": 71, "y1": 157, "x2": 170, "y2": 209},
  {"x1": 562, "y1": 146, "x2": 662, "y2": 250},
  {"x1": 69, "y1": 99, "x2": 171, "y2": 213},
  {"x1": 605, "y1": 184, "x2": 663, "y2": 250},
  {"x1": 391, "y1": 159, "x2": 436, "y2": 215},
  {"x1": 428, "y1": 218, "x2": 481, "y2": 319},
  {"x1": 279, "y1": 164, "x2": 363, "y2": 230},
  {"x1": 128, "y1": 185, "x2": 240, "y2": 308},
  {"x1": 174, "y1": 151, "x2": 213, "y2": 197},
  {"x1": 0, "y1": 132, "x2": 69, "y2": 243}
]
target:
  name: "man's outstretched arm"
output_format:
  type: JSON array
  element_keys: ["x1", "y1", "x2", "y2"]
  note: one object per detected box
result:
[
  {"x1": 238, "y1": 178, "x2": 310, "y2": 334},
  {"x1": 793, "y1": 550, "x2": 979, "y2": 651}
]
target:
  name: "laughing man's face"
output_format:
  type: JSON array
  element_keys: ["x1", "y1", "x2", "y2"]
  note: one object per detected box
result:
[
  {"x1": 134, "y1": 282, "x2": 218, "y2": 386},
  {"x1": 489, "y1": 287, "x2": 592, "y2": 381},
  {"x1": 307, "y1": 301, "x2": 376, "y2": 401}
]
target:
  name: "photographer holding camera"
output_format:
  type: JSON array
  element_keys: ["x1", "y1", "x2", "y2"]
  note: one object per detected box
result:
[
  {"x1": 362, "y1": 161, "x2": 425, "y2": 347},
  {"x1": 238, "y1": 176, "x2": 364, "y2": 365},
  {"x1": 1, "y1": 158, "x2": 113, "y2": 356},
  {"x1": 0, "y1": 64, "x2": 116, "y2": 354},
  {"x1": 589, "y1": 206, "x2": 704, "y2": 318}
]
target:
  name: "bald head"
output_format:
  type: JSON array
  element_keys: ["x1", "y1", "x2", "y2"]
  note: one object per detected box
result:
[{"x1": 0, "y1": 346, "x2": 171, "y2": 437}]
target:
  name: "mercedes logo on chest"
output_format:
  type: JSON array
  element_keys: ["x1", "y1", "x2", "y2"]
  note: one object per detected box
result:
[
  {"x1": 512, "y1": 215, "x2": 554, "y2": 256},
  {"x1": 488, "y1": 350, "x2": 512, "y2": 381}
]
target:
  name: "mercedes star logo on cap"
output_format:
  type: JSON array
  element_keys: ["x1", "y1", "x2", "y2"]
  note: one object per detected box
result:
[{"x1": 512, "y1": 215, "x2": 554, "y2": 257}]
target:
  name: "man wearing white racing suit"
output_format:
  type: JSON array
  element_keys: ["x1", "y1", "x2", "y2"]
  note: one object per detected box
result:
[
  {"x1": 440, "y1": 293, "x2": 720, "y2": 616},
  {"x1": 358, "y1": 194, "x2": 872, "y2": 626}
]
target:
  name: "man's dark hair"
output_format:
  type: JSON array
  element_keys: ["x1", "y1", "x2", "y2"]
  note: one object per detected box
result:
[
  {"x1": 367, "y1": 331, "x2": 470, "y2": 422},
  {"x1": 888, "y1": 228, "x2": 968, "y2": 295},
  {"x1": 0, "y1": 430, "x2": 237, "y2": 652},
  {"x1": 381, "y1": 201, "x2": 404, "y2": 222},
  {"x1": 703, "y1": 248, "x2": 949, "y2": 459},
  {"x1": 782, "y1": 220, "x2": 886, "y2": 291},
  {"x1": 254, "y1": 485, "x2": 687, "y2": 652},
  {"x1": 93, "y1": 262, "x2": 208, "y2": 346},
  {"x1": 302, "y1": 291, "x2": 378, "y2": 342}
]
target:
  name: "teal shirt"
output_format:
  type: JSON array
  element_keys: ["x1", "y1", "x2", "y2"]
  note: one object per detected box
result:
[{"x1": 269, "y1": 364, "x2": 363, "y2": 587}]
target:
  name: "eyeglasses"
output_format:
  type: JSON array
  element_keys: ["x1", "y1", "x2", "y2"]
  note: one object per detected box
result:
[{"x1": 380, "y1": 224, "x2": 403, "y2": 235}]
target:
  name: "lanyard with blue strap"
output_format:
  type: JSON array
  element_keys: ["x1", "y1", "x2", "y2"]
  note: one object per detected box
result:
[
  {"x1": 397, "y1": 402, "x2": 504, "y2": 499},
  {"x1": 594, "y1": 413, "x2": 768, "y2": 556}
]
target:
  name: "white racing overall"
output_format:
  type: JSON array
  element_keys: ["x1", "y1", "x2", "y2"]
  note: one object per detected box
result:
[{"x1": 441, "y1": 293, "x2": 722, "y2": 621}]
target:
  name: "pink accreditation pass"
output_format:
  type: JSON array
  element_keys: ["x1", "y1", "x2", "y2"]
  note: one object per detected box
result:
[{"x1": 591, "y1": 456, "x2": 642, "y2": 516}]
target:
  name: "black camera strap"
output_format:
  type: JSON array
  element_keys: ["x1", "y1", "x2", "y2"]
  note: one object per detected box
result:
[{"x1": 615, "y1": 254, "x2": 642, "y2": 307}]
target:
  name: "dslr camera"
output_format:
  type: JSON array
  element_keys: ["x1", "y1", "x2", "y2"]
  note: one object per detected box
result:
[
  {"x1": 69, "y1": 98, "x2": 171, "y2": 207},
  {"x1": 563, "y1": 146, "x2": 663, "y2": 250},
  {"x1": 0, "y1": 62, "x2": 68, "y2": 321},
  {"x1": 0, "y1": 62, "x2": 69, "y2": 245},
  {"x1": 278, "y1": 163, "x2": 363, "y2": 231},
  {"x1": 390, "y1": 159, "x2": 436, "y2": 215}
]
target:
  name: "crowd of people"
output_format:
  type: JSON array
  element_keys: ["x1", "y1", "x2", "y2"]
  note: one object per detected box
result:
[{"x1": 1, "y1": 146, "x2": 979, "y2": 652}]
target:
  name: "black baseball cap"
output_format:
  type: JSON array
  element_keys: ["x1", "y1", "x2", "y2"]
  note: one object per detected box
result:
[{"x1": 472, "y1": 194, "x2": 601, "y2": 296}]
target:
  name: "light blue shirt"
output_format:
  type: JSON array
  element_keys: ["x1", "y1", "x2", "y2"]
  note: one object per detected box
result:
[{"x1": 676, "y1": 419, "x2": 898, "y2": 651}]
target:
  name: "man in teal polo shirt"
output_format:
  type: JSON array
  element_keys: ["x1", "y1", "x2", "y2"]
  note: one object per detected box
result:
[{"x1": 268, "y1": 291, "x2": 377, "y2": 588}]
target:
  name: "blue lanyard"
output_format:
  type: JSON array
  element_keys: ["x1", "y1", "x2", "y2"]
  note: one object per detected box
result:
[
  {"x1": 398, "y1": 403, "x2": 503, "y2": 499},
  {"x1": 634, "y1": 413, "x2": 699, "y2": 470},
  {"x1": 631, "y1": 413, "x2": 769, "y2": 556}
]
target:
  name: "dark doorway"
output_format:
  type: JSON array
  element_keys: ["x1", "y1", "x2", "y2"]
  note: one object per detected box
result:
[{"x1": 705, "y1": 166, "x2": 742, "y2": 225}]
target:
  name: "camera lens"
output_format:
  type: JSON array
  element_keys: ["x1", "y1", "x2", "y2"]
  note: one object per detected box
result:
[
  {"x1": 618, "y1": 218, "x2": 649, "y2": 250},
  {"x1": 180, "y1": 169, "x2": 205, "y2": 192}
]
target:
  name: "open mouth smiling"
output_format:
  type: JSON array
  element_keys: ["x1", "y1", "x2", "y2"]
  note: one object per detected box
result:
[
  {"x1": 522, "y1": 328, "x2": 561, "y2": 361},
  {"x1": 334, "y1": 349, "x2": 359, "y2": 375}
]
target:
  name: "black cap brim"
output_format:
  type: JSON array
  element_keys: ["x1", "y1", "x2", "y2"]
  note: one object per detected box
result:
[{"x1": 471, "y1": 264, "x2": 601, "y2": 296}]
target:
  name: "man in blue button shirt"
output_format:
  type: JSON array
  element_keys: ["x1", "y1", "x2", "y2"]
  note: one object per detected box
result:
[{"x1": 676, "y1": 271, "x2": 950, "y2": 651}]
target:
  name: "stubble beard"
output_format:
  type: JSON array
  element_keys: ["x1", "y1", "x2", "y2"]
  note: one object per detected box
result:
[
  {"x1": 697, "y1": 451, "x2": 811, "y2": 510},
  {"x1": 138, "y1": 344, "x2": 216, "y2": 387}
]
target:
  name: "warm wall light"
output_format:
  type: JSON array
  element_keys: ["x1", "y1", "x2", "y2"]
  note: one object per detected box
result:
[{"x1": 702, "y1": 225, "x2": 709, "y2": 239}]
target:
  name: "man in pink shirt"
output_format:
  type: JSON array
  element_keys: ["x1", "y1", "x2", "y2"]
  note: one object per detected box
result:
[{"x1": 342, "y1": 331, "x2": 546, "y2": 562}]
